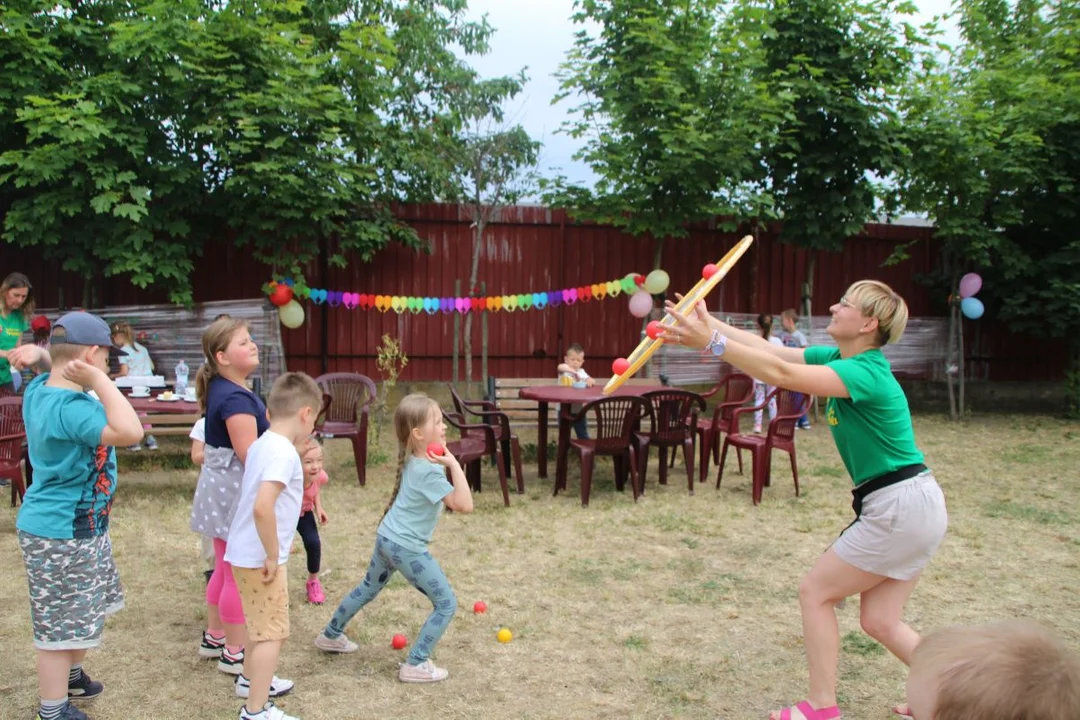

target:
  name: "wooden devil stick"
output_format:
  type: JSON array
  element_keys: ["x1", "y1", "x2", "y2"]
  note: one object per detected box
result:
[{"x1": 603, "y1": 235, "x2": 755, "y2": 394}]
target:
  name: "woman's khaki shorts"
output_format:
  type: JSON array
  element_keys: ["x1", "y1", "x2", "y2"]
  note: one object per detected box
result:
[
  {"x1": 833, "y1": 471, "x2": 948, "y2": 581},
  {"x1": 232, "y1": 565, "x2": 290, "y2": 642}
]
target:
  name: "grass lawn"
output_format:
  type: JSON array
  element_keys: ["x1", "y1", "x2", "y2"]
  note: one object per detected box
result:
[{"x1": 2, "y1": 413, "x2": 1079, "y2": 719}]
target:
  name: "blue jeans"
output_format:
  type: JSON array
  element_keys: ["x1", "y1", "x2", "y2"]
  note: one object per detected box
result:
[
  {"x1": 560, "y1": 404, "x2": 590, "y2": 439},
  {"x1": 324, "y1": 534, "x2": 457, "y2": 665}
]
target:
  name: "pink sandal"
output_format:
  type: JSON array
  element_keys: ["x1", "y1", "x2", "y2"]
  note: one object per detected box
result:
[{"x1": 777, "y1": 701, "x2": 842, "y2": 720}]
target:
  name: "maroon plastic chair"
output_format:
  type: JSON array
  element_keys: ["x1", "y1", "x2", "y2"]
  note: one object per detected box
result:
[
  {"x1": 561, "y1": 396, "x2": 649, "y2": 507},
  {"x1": 448, "y1": 384, "x2": 525, "y2": 494},
  {"x1": 635, "y1": 389, "x2": 705, "y2": 495},
  {"x1": 443, "y1": 410, "x2": 510, "y2": 507},
  {"x1": 314, "y1": 373, "x2": 376, "y2": 487},
  {"x1": 717, "y1": 389, "x2": 809, "y2": 505},
  {"x1": 0, "y1": 396, "x2": 28, "y2": 507},
  {"x1": 686, "y1": 372, "x2": 754, "y2": 484}
]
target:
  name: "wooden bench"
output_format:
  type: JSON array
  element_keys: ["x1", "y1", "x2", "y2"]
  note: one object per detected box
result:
[
  {"x1": 487, "y1": 377, "x2": 656, "y2": 428},
  {"x1": 143, "y1": 411, "x2": 203, "y2": 437}
]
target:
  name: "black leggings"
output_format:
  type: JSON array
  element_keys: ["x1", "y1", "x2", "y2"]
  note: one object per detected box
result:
[{"x1": 296, "y1": 511, "x2": 321, "y2": 575}]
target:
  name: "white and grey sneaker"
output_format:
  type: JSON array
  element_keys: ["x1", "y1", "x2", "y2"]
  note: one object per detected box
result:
[
  {"x1": 218, "y1": 647, "x2": 244, "y2": 675},
  {"x1": 238, "y1": 701, "x2": 298, "y2": 720},
  {"x1": 398, "y1": 659, "x2": 448, "y2": 683},
  {"x1": 314, "y1": 631, "x2": 358, "y2": 653},
  {"x1": 235, "y1": 674, "x2": 294, "y2": 699}
]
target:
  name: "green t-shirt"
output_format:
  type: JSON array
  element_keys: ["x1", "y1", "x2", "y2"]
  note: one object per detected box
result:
[
  {"x1": 0, "y1": 311, "x2": 29, "y2": 385},
  {"x1": 804, "y1": 346, "x2": 924, "y2": 486}
]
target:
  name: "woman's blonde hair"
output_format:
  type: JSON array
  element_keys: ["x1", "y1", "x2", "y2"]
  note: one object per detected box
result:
[
  {"x1": 109, "y1": 321, "x2": 135, "y2": 347},
  {"x1": 380, "y1": 393, "x2": 441, "y2": 522},
  {"x1": 195, "y1": 317, "x2": 250, "y2": 413},
  {"x1": 913, "y1": 620, "x2": 1080, "y2": 720},
  {"x1": 844, "y1": 280, "x2": 909, "y2": 346},
  {"x1": 0, "y1": 272, "x2": 35, "y2": 321}
]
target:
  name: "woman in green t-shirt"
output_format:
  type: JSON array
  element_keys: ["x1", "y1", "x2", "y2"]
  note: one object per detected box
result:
[
  {"x1": 664, "y1": 280, "x2": 947, "y2": 720},
  {"x1": 0, "y1": 272, "x2": 35, "y2": 393}
]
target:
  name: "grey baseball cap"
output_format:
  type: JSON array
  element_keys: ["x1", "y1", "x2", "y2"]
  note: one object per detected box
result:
[{"x1": 50, "y1": 312, "x2": 122, "y2": 349}]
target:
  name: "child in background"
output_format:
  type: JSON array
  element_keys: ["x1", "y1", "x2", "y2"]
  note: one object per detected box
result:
[
  {"x1": 189, "y1": 416, "x2": 215, "y2": 584},
  {"x1": 779, "y1": 309, "x2": 811, "y2": 430},
  {"x1": 751, "y1": 314, "x2": 783, "y2": 434},
  {"x1": 109, "y1": 322, "x2": 158, "y2": 451},
  {"x1": 297, "y1": 441, "x2": 330, "y2": 604},
  {"x1": 556, "y1": 343, "x2": 594, "y2": 440},
  {"x1": 900, "y1": 619, "x2": 1080, "y2": 720},
  {"x1": 315, "y1": 394, "x2": 472, "y2": 684},
  {"x1": 190, "y1": 317, "x2": 268, "y2": 678},
  {"x1": 225, "y1": 373, "x2": 321, "y2": 720},
  {"x1": 10, "y1": 312, "x2": 144, "y2": 720}
]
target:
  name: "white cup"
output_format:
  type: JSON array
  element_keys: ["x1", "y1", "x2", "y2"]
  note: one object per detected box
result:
[
  {"x1": 131, "y1": 387, "x2": 150, "y2": 398},
  {"x1": 184, "y1": 388, "x2": 197, "y2": 402}
]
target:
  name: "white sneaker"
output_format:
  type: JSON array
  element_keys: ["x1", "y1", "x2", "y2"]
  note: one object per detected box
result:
[
  {"x1": 239, "y1": 701, "x2": 298, "y2": 720},
  {"x1": 235, "y1": 674, "x2": 294, "y2": 698},
  {"x1": 314, "y1": 631, "x2": 358, "y2": 653},
  {"x1": 398, "y1": 659, "x2": 448, "y2": 683}
]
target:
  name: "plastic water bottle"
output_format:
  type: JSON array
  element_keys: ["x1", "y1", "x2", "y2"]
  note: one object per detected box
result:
[{"x1": 175, "y1": 359, "x2": 189, "y2": 395}]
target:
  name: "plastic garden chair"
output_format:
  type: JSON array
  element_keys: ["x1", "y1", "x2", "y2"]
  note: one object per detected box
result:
[
  {"x1": 717, "y1": 388, "x2": 810, "y2": 504},
  {"x1": 314, "y1": 373, "x2": 377, "y2": 486},
  {"x1": 448, "y1": 384, "x2": 525, "y2": 494},
  {"x1": 561, "y1": 396, "x2": 649, "y2": 507},
  {"x1": 635, "y1": 389, "x2": 706, "y2": 495}
]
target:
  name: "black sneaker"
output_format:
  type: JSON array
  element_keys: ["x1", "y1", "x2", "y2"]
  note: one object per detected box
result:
[
  {"x1": 36, "y1": 704, "x2": 88, "y2": 720},
  {"x1": 199, "y1": 630, "x2": 226, "y2": 659},
  {"x1": 68, "y1": 670, "x2": 104, "y2": 700}
]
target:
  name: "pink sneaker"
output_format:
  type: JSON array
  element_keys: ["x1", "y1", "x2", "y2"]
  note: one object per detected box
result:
[{"x1": 306, "y1": 578, "x2": 325, "y2": 604}]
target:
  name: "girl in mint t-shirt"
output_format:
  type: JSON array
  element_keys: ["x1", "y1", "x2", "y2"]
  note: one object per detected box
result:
[
  {"x1": 664, "y1": 280, "x2": 947, "y2": 720},
  {"x1": 0, "y1": 272, "x2": 34, "y2": 393}
]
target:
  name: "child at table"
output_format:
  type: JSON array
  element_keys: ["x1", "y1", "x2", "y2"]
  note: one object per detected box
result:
[
  {"x1": 297, "y1": 441, "x2": 329, "y2": 604},
  {"x1": 110, "y1": 322, "x2": 157, "y2": 451},
  {"x1": 556, "y1": 343, "x2": 593, "y2": 439}
]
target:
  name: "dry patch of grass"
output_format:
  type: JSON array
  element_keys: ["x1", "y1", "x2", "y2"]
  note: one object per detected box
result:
[{"x1": 2, "y1": 413, "x2": 1079, "y2": 719}]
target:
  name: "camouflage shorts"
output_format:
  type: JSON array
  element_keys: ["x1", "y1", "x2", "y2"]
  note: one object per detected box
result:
[{"x1": 18, "y1": 530, "x2": 125, "y2": 650}]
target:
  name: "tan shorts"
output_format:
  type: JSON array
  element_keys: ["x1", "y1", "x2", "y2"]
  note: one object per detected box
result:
[
  {"x1": 232, "y1": 565, "x2": 290, "y2": 642},
  {"x1": 833, "y1": 472, "x2": 948, "y2": 581}
]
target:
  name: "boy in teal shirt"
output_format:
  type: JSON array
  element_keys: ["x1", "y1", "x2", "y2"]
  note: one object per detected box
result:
[{"x1": 11, "y1": 312, "x2": 144, "y2": 720}]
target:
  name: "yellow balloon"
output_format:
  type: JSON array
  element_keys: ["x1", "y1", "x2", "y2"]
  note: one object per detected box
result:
[
  {"x1": 391, "y1": 296, "x2": 404, "y2": 313},
  {"x1": 497, "y1": 627, "x2": 513, "y2": 643},
  {"x1": 644, "y1": 269, "x2": 670, "y2": 295},
  {"x1": 278, "y1": 299, "x2": 304, "y2": 329},
  {"x1": 608, "y1": 280, "x2": 622, "y2": 297}
]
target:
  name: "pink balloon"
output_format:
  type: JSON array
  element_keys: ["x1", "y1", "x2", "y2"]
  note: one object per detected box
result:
[
  {"x1": 629, "y1": 290, "x2": 653, "y2": 318},
  {"x1": 959, "y1": 272, "x2": 982, "y2": 299}
]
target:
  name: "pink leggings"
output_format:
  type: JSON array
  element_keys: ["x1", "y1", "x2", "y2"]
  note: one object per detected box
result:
[{"x1": 206, "y1": 538, "x2": 245, "y2": 625}]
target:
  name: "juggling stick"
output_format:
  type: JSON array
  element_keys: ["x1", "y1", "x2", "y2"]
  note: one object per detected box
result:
[{"x1": 603, "y1": 235, "x2": 754, "y2": 395}]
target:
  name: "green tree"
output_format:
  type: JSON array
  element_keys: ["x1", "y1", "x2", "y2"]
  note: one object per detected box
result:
[
  {"x1": 544, "y1": 0, "x2": 786, "y2": 267},
  {"x1": 897, "y1": 0, "x2": 1080, "y2": 416},
  {"x1": 0, "y1": 0, "x2": 522, "y2": 303},
  {"x1": 755, "y1": 0, "x2": 928, "y2": 313}
]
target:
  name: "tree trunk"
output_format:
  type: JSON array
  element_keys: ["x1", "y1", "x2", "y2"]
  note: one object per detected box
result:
[
  {"x1": 452, "y1": 278, "x2": 461, "y2": 385},
  {"x1": 481, "y1": 281, "x2": 489, "y2": 401},
  {"x1": 1066, "y1": 335, "x2": 1080, "y2": 418},
  {"x1": 958, "y1": 308, "x2": 966, "y2": 417},
  {"x1": 946, "y1": 301, "x2": 958, "y2": 421},
  {"x1": 464, "y1": 217, "x2": 485, "y2": 398}
]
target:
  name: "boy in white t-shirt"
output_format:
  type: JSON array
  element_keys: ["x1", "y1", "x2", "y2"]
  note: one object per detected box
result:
[
  {"x1": 556, "y1": 343, "x2": 593, "y2": 440},
  {"x1": 224, "y1": 373, "x2": 322, "y2": 720}
]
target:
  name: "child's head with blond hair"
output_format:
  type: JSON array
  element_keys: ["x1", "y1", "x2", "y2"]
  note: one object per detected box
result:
[{"x1": 906, "y1": 620, "x2": 1080, "y2": 720}]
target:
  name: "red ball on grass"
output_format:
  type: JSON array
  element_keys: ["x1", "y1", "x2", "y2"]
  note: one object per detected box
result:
[
  {"x1": 473, "y1": 601, "x2": 487, "y2": 614},
  {"x1": 392, "y1": 634, "x2": 408, "y2": 650}
]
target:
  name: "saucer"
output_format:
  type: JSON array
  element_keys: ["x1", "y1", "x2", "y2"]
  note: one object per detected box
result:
[{"x1": 156, "y1": 396, "x2": 181, "y2": 403}]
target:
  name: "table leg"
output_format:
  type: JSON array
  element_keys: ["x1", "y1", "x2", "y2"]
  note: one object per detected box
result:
[
  {"x1": 537, "y1": 401, "x2": 549, "y2": 479},
  {"x1": 555, "y1": 406, "x2": 570, "y2": 494}
]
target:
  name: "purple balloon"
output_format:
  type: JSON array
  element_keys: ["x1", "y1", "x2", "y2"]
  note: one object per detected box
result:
[
  {"x1": 959, "y1": 272, "x2": 982, "y2": 299},
  {"x1": 549, "y1": 291, "x2": 562, "y2": 307},
  {"x1": 327, "y1": 291, "x2": 342, "y2": 307}
]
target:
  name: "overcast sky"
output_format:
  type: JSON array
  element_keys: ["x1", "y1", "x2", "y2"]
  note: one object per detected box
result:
[{"x1": 458, "y1": 0, "x2": 959, "y2": 187}]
